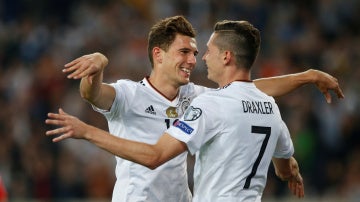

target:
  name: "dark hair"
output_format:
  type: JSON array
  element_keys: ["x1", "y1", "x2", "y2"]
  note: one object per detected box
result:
[
  {"x1": 213, "y1": 20, "x2": 260, "y2": 69},
  {"x1": 147, "y1": 15, "x2": 196, "y2": 67}
]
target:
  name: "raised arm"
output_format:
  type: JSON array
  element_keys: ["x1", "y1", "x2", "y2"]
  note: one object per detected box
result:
[
  {"x1": 63, "y1": 52, "x2": 115, "y2": 110},
  {"x1": 254, "y1": 69, "x2": 344, "y2": 103},
  {"x1": 45, "y1": 108, "x2": 187, "y2": 169},
  {"x1": 272, "y1": 157, "x2": 304, "y2": 198}
]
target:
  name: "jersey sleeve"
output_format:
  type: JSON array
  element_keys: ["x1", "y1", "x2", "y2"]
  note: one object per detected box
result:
[
  {"x1": 92, "y1": 79, "x2": 136, "y2": 121},
  {"x1": 165, "y1": 94, "x2": 220, "y2": 155},
  {"x1": 273, "y1": 120, "x2": 294, "y2": 158}
]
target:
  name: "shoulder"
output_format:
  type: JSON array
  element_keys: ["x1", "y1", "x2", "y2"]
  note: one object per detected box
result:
[
  {"x1": 111, "y1": 79, "x2": 146, "y2": 89},
  {"x1": 231, "y1": 82, "x2": 276, "y2": 102},
  {"x1": 113, "y1": 79, "x2": 140, "y2": 85},
  {"x1": 110, "y1": 79, "x2": 148, "y2": 101},
  {"x1": 189, "y1": 89, "x2": 221, "y2": 107},
  {"x1": 180, "y1": 82, "x2": 211, "y2": 96}
]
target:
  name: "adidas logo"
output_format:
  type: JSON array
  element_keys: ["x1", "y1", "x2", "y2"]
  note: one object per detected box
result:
[{"x1": 145, "y1": 105, "x2": 156, "y2": 115}]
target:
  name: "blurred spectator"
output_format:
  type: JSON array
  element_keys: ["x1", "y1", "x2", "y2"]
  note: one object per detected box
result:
[{"x1": 0, "y1": 175, "x2": 7, "y2": 201}]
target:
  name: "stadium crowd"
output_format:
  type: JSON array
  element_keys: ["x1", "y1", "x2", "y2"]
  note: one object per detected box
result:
[{"x1": 0, "y1": 0, "x2": 359, "y2": 201}]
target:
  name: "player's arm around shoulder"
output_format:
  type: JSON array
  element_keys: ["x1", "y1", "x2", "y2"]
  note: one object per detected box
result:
[
  {"x1": 45, "y1": 108, "x2": 187, "y2": 170},
  {"x1": 253, "y1": 69, "x2": 344, "y2": 103}
]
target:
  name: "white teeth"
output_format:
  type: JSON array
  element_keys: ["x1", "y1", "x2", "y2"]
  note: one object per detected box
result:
[{"x1": 181, "y1": 68, "x2": 190, "y2": 73}]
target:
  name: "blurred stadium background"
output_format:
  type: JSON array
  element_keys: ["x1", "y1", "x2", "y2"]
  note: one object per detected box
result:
[{"x1": 0, "y1": 0, "x2": 359, "y2": 201}]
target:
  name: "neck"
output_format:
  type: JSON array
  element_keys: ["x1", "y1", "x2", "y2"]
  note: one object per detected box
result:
[
  {"x1": 218, "y1": 69, "x2": 251, "y2": 88},
  {"x1": 148, "y1": 74, "x2": 180, "y2": 100}
]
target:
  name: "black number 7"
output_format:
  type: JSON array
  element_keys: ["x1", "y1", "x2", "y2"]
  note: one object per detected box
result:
[{"x1": 243, "y1": 126, "x2": 271, "y2": 189}]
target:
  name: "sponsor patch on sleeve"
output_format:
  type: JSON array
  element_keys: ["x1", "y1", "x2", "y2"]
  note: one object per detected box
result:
[{"x1": 174, "y1": 120, "x2": 194, "y2": 135}]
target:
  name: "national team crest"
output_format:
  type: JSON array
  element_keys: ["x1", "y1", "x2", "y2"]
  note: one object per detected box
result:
[
  {"x1": 176, "y1": 97, "x2": 191, "y2": 115},
  {"x1": 184, "y1": 106, "x2": 202, "y2": 121},
  {"x1": 179, "y1": 98, "x2": 190, "y2": 114},
  {"x1": 166, "y1": 106, "x2": 178, "y2": 118}
]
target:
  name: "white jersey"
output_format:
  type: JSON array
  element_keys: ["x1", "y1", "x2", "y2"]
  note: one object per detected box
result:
[
  {"x1": 166, "y1": 81, "x2": 294, "y2": 202},
  {"x1": 94, "y1": 77, "x2": 208, "y2": 202}
]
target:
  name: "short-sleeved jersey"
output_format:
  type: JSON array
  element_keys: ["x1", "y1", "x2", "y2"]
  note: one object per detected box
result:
[
  {"x1": 94, "y1": 77, "x2": 208, "y2": 202},
  {"x1": 166, "y1": 81, "x2": 294, "y2": 202}
]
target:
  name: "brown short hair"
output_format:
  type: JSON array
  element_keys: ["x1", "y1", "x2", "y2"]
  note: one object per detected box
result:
[
  {"x1": 147, "y1": 15, "x2": 196, "y2": 67},
  {"x1": 213, "y1": 20, "x2": 260, "y2": 69}
]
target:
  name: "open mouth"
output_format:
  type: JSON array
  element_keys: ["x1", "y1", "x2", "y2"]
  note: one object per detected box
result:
[{"x1": 180, "y1": 67, "x2": 191, "y2": 77}]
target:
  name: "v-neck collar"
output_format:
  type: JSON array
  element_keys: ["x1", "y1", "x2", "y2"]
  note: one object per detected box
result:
[{"x1": 142, "y1": 77, "x2": 179, "y2": 102}]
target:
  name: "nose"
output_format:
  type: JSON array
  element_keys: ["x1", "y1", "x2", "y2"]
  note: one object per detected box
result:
[
  {"x1": 188, "y1": 54, "x2": 196, "y2": 65},
  {"x1": 202, "y1": 52, "x2": 207, "y2": 61}
]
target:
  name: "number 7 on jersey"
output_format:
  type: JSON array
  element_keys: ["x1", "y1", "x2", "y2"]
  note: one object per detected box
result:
[{"x1": 243, "y1": 126, "x2": 271, "y2": 189}]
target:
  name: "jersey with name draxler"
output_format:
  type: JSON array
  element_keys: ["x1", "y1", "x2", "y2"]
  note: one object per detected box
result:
[
  {"x1": 93, "y1": 77, "x2": 208, "y2": 202},
  {"x1": 166, "y1": 81, "x2": 294, "y2": 202}
]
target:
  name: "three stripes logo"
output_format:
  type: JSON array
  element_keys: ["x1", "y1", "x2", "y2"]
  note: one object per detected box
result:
[{"x1": 145, "y1": 105, "x2": 156, "y2": 115}]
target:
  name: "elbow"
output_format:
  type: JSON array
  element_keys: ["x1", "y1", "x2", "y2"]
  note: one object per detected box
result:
[
  {"x1": 142, "y1": 152, "x2": 166, "y2": 170},
  {"x1": 80, "y1": 91, "x2": 94, "y2": 105},
  {"x1": 79, "y1": 86, "x2": 100, "y2": 104},
  {"x1": 144, "y1": 157, "x2": 164, "y2": 170}
]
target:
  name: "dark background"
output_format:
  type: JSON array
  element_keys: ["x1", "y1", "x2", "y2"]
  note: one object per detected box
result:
[{"x1": 0, "y1": 0, "x2": 359, "y2": 201}]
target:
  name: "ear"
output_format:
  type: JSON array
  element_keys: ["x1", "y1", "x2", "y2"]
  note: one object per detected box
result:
[
  {"x1": 223, "y1": 51, "x2": 232, "y2": 65},
  {"x1": 153, "y1": 47, "x2": 163, "y2": 64}
]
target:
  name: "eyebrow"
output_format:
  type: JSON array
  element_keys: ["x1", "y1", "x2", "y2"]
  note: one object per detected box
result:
[{"x1": 179, "y1": 48, "x2": 199, "y2": 56}]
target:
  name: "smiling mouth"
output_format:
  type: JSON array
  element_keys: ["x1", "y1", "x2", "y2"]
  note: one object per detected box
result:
[{"x1": 180, "y1": 67, "x2": 191, "y2": 76}]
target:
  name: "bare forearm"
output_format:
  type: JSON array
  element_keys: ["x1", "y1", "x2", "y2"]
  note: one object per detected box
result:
[
  {"x1": 85, "y1": 126, "x2": 186, "y2": 169},
  {"x1": 80, "y1": 73, "x2": 103, "y2": 98},
  {"x1": 254, "y1": 70, "x2": 315, "y2": 97},
  {"x1": 46, "y1": 108, "x2": 162, "y2": 169},
  {"x1": 77, "y1": 53, "x2": 115, "y2": 109},
  {"x1": 79, "y1": 53, "x2": 107, "y2": 101},
  {"x1": 273, "y1": 157, "x2": 305, "y2": 198},
  {"x1": 79, "y1": 72, "x2": 103, "y2": 102},
  {"x1": 272, "y1": 157, "x2": 292, "y2": 180},
  {"x1": 85, "y1": 125, "x2": 161, "y2": 169}
]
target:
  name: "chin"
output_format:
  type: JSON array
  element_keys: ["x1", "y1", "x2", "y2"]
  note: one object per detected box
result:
[
  {"x1": 183, "y1": 80, "x2": 190, "y2": 84},
  {"x1": 180, "y1": 79, "x2": 190, "y2": 85}
]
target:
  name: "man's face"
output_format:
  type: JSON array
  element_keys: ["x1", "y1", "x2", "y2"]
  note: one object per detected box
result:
[
  {"x1": 202, "y1": 33, "x2": 223, "y2": 83},
  {"x1": 160, "y1": 34, "x2": 198, "y2": 86}
]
